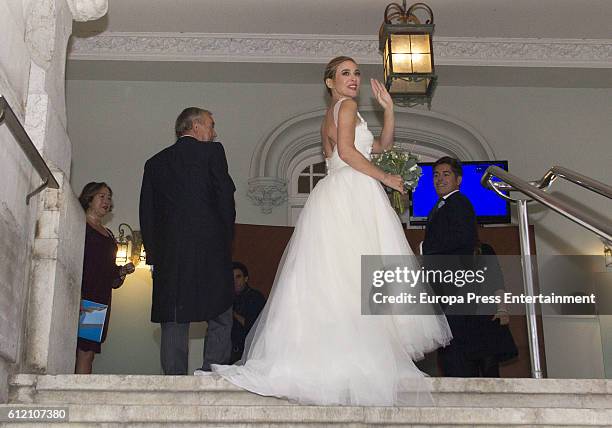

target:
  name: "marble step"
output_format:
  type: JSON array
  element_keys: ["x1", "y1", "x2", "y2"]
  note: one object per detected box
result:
[
  {"x1": 9, "y1": 375, "x2": 612, "y2": 410},
  {"x1": 2, "y1": 403, "x2": 612, "y2": 427}
]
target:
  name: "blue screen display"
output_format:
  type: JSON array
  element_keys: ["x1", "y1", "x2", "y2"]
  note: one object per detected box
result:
[{"x1": 410, "y1": 161, "x2": 510, "y2": 224}]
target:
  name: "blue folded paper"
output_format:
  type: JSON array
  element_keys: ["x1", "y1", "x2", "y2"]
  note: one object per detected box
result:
[{"x1": 77, "y1": 299, "x2": 107, "y2": 342}]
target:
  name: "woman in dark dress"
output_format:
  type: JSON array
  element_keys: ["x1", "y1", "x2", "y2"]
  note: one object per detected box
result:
[{"x1": 75, "y1": 182, "x2": 135, "y2": 374}]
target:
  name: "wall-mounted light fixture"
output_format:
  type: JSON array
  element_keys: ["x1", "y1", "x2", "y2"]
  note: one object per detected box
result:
[
  {"x1": 379, "y1": 1, "x2": 436, "y2": 108},
  {"x1": 604, "y1": 241, "x2": 612, "y2": 270},
  {"x1": 116, "y1": 223, "x2": 145, "y2": 266}
]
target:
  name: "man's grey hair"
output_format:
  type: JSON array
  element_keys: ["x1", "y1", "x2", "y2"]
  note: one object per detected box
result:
[{"x1": 175, "y1": 107, "x2": 211, "y2": 138}]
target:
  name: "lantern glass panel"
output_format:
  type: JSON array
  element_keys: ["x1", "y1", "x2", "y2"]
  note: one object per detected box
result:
[
  {"x1": 390, "y1": 34, "x2": 413, "y2": 73},
  {"x1": 391, "y1": 53, "x2": 413, "y2": 73},
  {"x1": 389, "y1": 77, "x2": 429, "y2": 95},
  {"x1": 410, "y1": 34, "x2": 431, "y2": 54},
  {"x1": 412, "y1": 53, "x2": 432, "y2": 73},
  {"x1": 116, "y1": 242, "x2": 129, "y2": 264},
  {"x1": 390, "y1": 34, "x2": 412, "y2": 53}
]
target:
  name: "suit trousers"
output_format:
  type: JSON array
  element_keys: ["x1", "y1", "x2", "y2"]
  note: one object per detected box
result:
[
  {"x1": 160, "y1": 306, "x2": 232, "y2": 375},
  {"x1": 439, "y1": 344, "x2": 500, "y2": 377}
]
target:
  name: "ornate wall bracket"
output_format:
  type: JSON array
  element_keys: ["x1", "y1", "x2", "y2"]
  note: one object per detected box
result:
[
  {"x1": 247, "y1": 177, "x2": 288, "y2": 214},
  {"x1": 25, "y1": 0, "x2": 108, "y2": 70},
  {"x1": 66, "y1": 0, "x2": 108, "y2": 22}
]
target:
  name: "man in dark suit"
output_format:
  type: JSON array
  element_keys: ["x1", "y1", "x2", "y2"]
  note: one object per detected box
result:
[
  {"x1": 230, "y1": 262, "x2": 266, "y2": 364},
  {"x1": 422, "y1": 157, "x2": 477, "y2": 257},
  {"x1": 139, "y1": 107, "x2": 236, "y2": 375},
  {"x1": 422, "y1": 156, "x2": 479, "y2": 376}
]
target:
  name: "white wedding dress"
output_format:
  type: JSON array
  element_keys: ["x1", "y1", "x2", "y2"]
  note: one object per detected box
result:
[{"x1": 212, "y1": 99, "x2": 451, "y2": 406}]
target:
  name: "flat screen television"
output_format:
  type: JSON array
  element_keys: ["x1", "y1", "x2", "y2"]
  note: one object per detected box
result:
[{"x1": 409, "y1": 160, "x2": 511, "y2": 225}]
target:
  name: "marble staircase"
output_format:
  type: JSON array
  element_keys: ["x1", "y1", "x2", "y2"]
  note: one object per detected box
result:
[{"x1": 5, "y1": 375, "x2": 612, "y2": 426}]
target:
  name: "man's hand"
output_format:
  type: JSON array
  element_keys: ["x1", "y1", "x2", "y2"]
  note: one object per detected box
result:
[
  {"x1": 492, "y1": 309, "x2": 510, "y2": 326},
  {"x1": 492, "y1": 290, "x2": 510, "y2": 325}
]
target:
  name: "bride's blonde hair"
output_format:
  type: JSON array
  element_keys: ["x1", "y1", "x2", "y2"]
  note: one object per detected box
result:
[{"x1": 323, "y1": 56, "x2": 356, "y2": 96}]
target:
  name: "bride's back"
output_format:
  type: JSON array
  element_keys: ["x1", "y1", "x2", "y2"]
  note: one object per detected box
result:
[{"x1": 321, "y1": 107, "x2": 338, "y2": 159}]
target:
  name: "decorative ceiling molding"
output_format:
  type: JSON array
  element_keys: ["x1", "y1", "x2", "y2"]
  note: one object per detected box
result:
[{"x1": 69, "y1": 32, "x2": 612, "y2": 68}]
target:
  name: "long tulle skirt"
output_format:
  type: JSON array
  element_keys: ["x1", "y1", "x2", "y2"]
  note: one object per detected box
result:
[{"x1": 212, "y1": 166, "x2": 451, "y2": 406}]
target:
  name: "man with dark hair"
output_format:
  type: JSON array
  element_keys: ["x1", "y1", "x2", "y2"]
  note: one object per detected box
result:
[
  {"x1": 230, "y1": 262, "x2": 266, "y2": 363},
  {"x1": 422, "y1": 156, "x2": 479, "y2": 376},
  {"x1": 140, "y1": 107, "x2": 236, "y2": 375},
  {"x1": 422, "y1": 156, "x2": 476, "y2": 256}
]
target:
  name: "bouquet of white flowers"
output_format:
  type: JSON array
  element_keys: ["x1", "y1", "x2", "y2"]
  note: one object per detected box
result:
[{"x1": 372, "y1": 148, "x2": 422, "y2": 216}]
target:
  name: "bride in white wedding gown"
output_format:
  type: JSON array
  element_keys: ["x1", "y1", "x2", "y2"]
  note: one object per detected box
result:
[{"x1": 211, "y1": 56, "x2": 451, "y2": 406}]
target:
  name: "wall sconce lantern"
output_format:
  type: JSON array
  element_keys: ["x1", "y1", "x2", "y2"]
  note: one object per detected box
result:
[
  {"x1": 604, "y1": 242, "x2": 612, "y2": 270},
  {"x1": 379, "y1": 1, "x2": 437, "y2": 107},
  {"x1": 116, "y1": 223, "x2": 145, "y2": 266}
]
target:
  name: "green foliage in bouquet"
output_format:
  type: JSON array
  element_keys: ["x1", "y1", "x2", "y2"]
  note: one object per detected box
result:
[{"x1": 372, "y1": 149, "x2": 422, "y2": 216}]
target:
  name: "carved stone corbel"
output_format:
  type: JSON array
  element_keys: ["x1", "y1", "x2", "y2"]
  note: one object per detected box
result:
[
  {"x1": 66, "y1": 0, "x2": 108, "y2": 22},
  {"x1": 247, "y1": 177, "x2": 288, "y2": 214}
]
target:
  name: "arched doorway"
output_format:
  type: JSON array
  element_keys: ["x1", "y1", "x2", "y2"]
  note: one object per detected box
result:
[{"x1": 248, "y1": 107, "x2": 496, "y2": 225}]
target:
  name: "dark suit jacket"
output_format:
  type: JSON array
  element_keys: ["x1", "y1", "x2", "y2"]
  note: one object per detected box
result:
[
  {"x1": 422, "y1": 191, "x2": 477, "y2": 256},
  {"x1": 422, "y1": 191, "x2": 477, "y2": 308},
  {"x1": 422, "y1": 191, "x2": 516, "y2": 366},
  {"x1": 139, "y1": 136, "x2": 236, "y2": 322},
  {"x1": 231, "y1": 285, "x2": 266, "y2": 359}
]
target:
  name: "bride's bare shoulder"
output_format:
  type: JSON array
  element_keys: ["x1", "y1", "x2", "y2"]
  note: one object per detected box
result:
[
  {"x1": 321, "y1": 108, "x2": 333, "y2": 131},
  {"x1": 337, "y1": 98, "x2": 357, "y2": 119},
  {"x1": 321, "y1": 110, "x2": 336, "y2": 156}
]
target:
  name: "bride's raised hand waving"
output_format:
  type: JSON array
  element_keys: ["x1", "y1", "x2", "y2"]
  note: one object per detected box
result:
[
  {"x1": 370, "y1": 79, "x2": 395, "y2": 153},
  {"x1": 371, "y1": 78, "x2": 393, "y2": 111}
]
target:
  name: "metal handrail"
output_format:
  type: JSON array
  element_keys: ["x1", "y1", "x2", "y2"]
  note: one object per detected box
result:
[
  {"x1": 493, "y1": 165, "x2": 612, "y2": 200},
  {"x1": 481, "y1": 165, "x2": 612, "y2": 379},
  {"x1": 482, "y1": 167, "x2": 612, "y2": 243},
  {"x1": 0, "y1": 95, "x2": 59, "y2": 204},
  {"x1": 536, "y1": 166, "x2": 612, "y2": 199}
]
